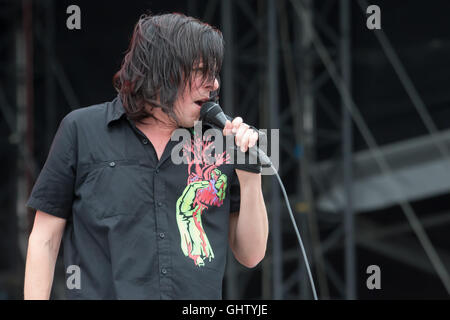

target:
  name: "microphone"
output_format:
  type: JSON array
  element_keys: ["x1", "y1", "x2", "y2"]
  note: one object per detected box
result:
[{"x1": 200, "y1": 101, "x2": 272, "y2": 167}]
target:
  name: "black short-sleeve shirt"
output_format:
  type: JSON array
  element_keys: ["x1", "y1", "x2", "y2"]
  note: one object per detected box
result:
[{"x1": 27, "y1": 96, "x2": 241, "y2": 299}]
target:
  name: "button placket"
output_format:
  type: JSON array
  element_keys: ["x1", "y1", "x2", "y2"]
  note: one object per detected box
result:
[{"x1": 153, "y1": 167, "x2": 171, "y2": 294}]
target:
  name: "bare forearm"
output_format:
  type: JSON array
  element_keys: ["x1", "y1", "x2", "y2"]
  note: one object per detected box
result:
[
  {"x1": 232, "y1": 170, "x2": 268, "y2": 267},
  {"x1": 24, "y1": 234, "x2": 60, "y2": 300}
]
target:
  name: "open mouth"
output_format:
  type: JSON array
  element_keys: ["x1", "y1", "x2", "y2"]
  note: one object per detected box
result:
[{"x1": 194, "y1": 99, "x2": 210, "y2": 108}]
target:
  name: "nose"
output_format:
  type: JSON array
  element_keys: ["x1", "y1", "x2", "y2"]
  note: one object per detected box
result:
[
  {"x1": 212, "y1": 78, "x2": 219, "y2": 91},
  {"x1": 205, "y1": 78, "x2": 220, "y2": 91}
]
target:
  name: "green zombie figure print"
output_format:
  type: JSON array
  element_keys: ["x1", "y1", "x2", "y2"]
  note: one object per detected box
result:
[{"x1": 176, "y1": 136, "x2": 230, "y2": 267}]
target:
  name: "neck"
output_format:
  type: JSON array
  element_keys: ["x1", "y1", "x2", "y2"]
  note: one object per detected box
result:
[{"x1": 136, "y1": 108, "x2": 178, "y2": 136}]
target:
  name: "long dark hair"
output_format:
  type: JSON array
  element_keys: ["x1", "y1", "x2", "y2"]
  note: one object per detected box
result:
[{"x1": 113, "y1": 13, "x2": 224, "y2": 123}]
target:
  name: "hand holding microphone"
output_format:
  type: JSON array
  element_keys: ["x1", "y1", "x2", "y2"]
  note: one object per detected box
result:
[
  {"x1": 223, "y1": 117, "x2": 258, "y2": 153},
  {"x1": 200, "y1": 102, "x2": 272, "y2": 173}
]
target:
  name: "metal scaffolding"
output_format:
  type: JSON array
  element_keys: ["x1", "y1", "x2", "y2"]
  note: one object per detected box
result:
[
  {"x1": 292, "y1": 0, "x2": 450, "y2": 297},
  {"x1": 212, "y1": 0, "x2": 450, "y2": 299},
  {"x1": 2, "y1": 0, "x2": 450, "y2": 300}
]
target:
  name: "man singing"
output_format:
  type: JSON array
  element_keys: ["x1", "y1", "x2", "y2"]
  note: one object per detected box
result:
[{"x1": 24, "y1": 12, "x2": 268, "y2": 300}]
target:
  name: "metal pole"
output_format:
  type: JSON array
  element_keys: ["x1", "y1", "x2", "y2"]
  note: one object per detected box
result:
[
  {"x1": 294, "y1": 0, "x2": 328, "y2": 300},
  {"x1": 340, "y1": 0, "x2": 356, "y2": 300},
  {"x1": 259, "y1": 0, "x2": 272, "y2": 301},
  {"x1": 267, "y1": 0, "x2": 282, "y2": 300},
  {"x1": 221, "y1": 0, "x2": 239, "y2": 300}
]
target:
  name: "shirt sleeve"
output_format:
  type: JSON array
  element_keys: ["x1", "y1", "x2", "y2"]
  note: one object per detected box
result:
[
  {"x1": 229, "y1": 169, "x2": 240, "y2": 214},
  {"x1": 26, "y1": 113, "x2": 77, "y2": 219}
]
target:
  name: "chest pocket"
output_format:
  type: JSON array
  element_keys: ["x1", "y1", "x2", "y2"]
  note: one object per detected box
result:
[{"x1": 78, "y1": 159, "x2": 150, "y2": 219}]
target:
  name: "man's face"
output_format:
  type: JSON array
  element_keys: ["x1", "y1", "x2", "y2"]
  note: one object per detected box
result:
[{"x1": 173, "y1": 64, "x2": 219, "y2": 128}]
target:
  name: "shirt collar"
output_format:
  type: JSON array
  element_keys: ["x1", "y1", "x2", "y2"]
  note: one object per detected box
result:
[
  {"x1": 106, "y1": 96, "x2": 216, "y2": 133},
  {"x1": 107, "y1": 95, "x2": 127, "y2": 126}
]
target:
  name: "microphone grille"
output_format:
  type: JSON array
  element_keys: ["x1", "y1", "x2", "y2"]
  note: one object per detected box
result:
[{"x1": 200, "y1": 101, "x2": 222, "y2": 121}]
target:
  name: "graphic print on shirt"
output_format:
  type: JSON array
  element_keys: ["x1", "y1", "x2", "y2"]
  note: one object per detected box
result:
[{"x1": 176, "y1": 135, "x2": 230, "y2": 267}]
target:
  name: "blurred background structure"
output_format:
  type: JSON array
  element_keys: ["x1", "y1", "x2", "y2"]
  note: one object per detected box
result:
[{"x1": 1, "y1": 0, "x2": 450, "y2": 299}]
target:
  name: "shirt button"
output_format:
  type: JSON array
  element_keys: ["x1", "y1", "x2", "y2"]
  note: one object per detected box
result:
[
  {"x1": 109, "y1": 161, "x2": 116, "y2": 167},
  {"x1": 142, "y1": 138, "x2": 148, "y2": 145},
  {"x1": 155, "y1": 169, "x2": 160, "y2": 174},
  {"x1": 157, "y1": 202, "x2": 163, "y2": 207},
  {"x1": 159, "y1": 232, "x2": 165, "y2": 239},
  {"x1": 161, "y1": 268, "x2": 167, "y2": 275}
]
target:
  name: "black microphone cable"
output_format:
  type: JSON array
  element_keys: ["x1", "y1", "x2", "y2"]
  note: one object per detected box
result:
[
  {"x1": 268, "y1": 163, "x2": 318, "y2": 301},
  {"x1": 232, "y1": 148, "x2": 319, "y2": 300}
]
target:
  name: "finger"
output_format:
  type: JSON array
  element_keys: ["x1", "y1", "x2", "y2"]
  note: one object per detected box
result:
[
  {"x1": 231, "y1": 117, "x2": 243, "y2": 133},
  {"x1": 240, "y1": 129, "x2": 254, "y2": 152},
  {"x1": 235, "y1": 123, "x2": 249, "y2": 147},
  {"x1": 223, "y1": 120, "x2": 233, "y2": 136},
  {"x1": 224, "y1": 120, "x2": 233, "y2": 129},
  {"x1": 248, "y1": 130, "x2": 259, "y2": 148}
]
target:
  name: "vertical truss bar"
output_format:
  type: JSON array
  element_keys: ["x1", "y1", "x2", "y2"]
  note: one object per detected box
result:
[
  {"x1": 277, "y1": 1, "x2": 307, "y2": 299},
  {"x1": 295, "y1": 0, "x2": 310, "y2": 300},
  {"x1": 296, "y1": 0, "x2": 330, "y2": 299},
  {"x1": 340, "y1": 0, "x2": 356, "y2": 300},
  {"x1": 221, "y1": 0, "x2": 239, "y2": 300},
  {"x1": 258, "y1": 0, "x2": 272, "y2": 300},
  {"x1": 267, "y1": 0, "x2": 282, "y2": 300}
]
